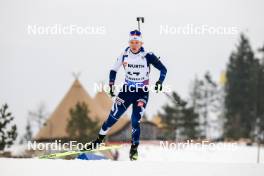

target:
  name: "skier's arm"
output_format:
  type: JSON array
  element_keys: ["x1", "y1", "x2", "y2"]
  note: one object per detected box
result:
[
  {"x1": 109, "y1": 55, "x2": 123, "y2": 84},
  {"x1": 146, "y1": 52, "x2": 167, "y2": 83}
]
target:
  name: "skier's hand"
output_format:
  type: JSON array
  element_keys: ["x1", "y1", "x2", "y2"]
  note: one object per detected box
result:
[
  {"x1": 109, "y1": 83, "x2": 115, "y2": 97},
  {"x1": 155, "y1": 80, "x2": 162, "y2": 93}
]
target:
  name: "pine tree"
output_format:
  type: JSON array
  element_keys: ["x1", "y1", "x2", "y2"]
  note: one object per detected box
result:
[
  {"x1": 159, "y1": 92, "x2": 200, "y2": 140},
  {"x1": 180, "y1": 105, "x2": 200, "y2": 139},
  {"x1": 159, "y1": 92, "x2": 183, "y2": 140},
  {"x1": 224, "y1": 34, "x2": 260, "y2": 139},
  {"x1": 0, "y1": 104, "x2": 17, "y2": 151},
  {"x1": 19, "y1": 119, "x2": 33, "y2": 144},
  {"x1": 66, "y1": 102, "x2": 99, "y2": 142},
  {"x1": 256, "y1": 45, "x2": 264, "y2": 142}
]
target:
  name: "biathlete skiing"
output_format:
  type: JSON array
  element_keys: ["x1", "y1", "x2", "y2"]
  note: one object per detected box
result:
[{"x1": 85, "y1": 29, "x2": 167, "y2": 160}]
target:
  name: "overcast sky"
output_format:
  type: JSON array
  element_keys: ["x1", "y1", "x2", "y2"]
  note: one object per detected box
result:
[{"x1": 1, "y1": 0, "x2": 264, "y2": 135}]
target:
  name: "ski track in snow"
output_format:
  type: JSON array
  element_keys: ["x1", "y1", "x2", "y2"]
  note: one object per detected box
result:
[
  {"x1": 1, "y1": 144, "x2": 264, "y2": 176},
  {"x1": 1, "y1": 158, "x2": 264, "y2": 176}
]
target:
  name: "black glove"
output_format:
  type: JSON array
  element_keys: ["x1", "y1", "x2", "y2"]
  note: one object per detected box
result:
[
  {"x1": 155, "y1": 80, "x2": 162, "y2": 93},
  {"x1": 109, "y1": 83, "x2": 115, "y2": 97}
]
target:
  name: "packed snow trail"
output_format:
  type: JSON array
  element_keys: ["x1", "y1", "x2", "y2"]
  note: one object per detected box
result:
[
  {"x1": 2, "y1": 143, "x2": 264, "y2": 176},
  {"x1": 1, "y1": 158, "x2": 264, "y2": 176}
]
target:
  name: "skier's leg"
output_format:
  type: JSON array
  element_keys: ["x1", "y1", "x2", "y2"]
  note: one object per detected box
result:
[
  {"x1": 99, "y1": 84, "x2": 134, "y2": 136},
  {"x1": 84, "y1": 93, "x2": 130, "y2": 150},
  {"x1": 131, "y1": 98, "x2": 147, "y2": 145},
  {"x1": 129, "y1": 95, "x2": 148, "y2": 160},
  {"x1": 99, "y1": 95, "x2": 130, "y2": 136}
]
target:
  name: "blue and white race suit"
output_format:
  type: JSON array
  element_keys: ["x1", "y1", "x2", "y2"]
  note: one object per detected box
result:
[{"x1": 99, "y1": 47, "x2": 167, "y2": 145}]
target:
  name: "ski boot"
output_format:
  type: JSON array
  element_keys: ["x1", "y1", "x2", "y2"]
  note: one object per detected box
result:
[
  {"x1": 82, "y1": 134, "x2": 105, "y2": 151},
  {"x1": 129, "y1": 144, "x2": 139, "y2": 161}
]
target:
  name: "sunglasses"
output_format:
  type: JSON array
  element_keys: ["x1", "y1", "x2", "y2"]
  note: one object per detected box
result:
[{"x1": 130, "y1": 30, "x2": 141, "y2": 36}]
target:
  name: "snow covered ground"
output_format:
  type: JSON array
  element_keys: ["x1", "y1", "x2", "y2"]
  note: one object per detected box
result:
[
  {"x1": 118, "y1": 143, "x2": 264, "y2": 163},
  {"x1": 1, "y1": 158, "x2": 264, "y2": 176},
  {"x1": 1, "y1": 143, "x2": 264, "y2": 176}
]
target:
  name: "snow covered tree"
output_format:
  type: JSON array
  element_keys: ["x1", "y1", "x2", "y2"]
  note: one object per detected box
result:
[
  {"x1": 0, "y1": 104, "x2": 17, "y2": 151},
  {"x1": 28, "y1": 102, "x2": 48, "y2": 132},
  {"x1": 189, "y1": 72, "x2": 220, "y2": 139},
  {"x1": 66, "y1": 102, "x2": 99, "y2": 142}
]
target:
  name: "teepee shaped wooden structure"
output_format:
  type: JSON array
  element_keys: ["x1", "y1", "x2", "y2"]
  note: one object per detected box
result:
[{"x1": 35, "y1": 79, "x2": 129, "y2": 140}]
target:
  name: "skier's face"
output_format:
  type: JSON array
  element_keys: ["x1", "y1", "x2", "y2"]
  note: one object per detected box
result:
[{"x1": 129, "y1": 40, "x2": 143, "y2": 53}]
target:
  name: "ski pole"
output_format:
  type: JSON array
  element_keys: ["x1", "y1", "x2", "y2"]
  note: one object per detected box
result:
[{"x1": 136, "y1": 17, "x2": 144, "y2": 31}]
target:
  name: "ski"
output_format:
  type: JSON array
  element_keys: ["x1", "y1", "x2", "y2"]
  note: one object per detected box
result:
[{"x1": 38, "y1": 145, "x2": 122, "y2": 159}]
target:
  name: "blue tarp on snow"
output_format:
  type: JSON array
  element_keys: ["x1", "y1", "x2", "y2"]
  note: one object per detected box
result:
[{"x1": 77, "y1": 153, "x2": 107, "y2": 160}]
